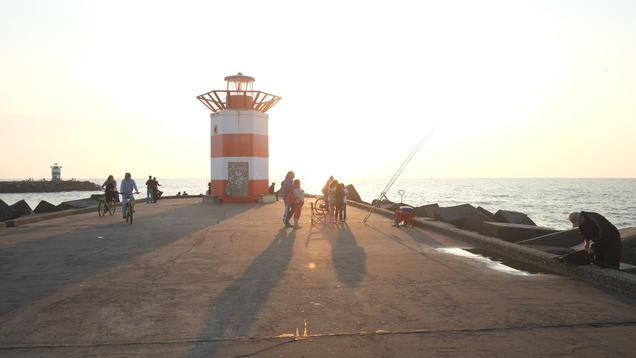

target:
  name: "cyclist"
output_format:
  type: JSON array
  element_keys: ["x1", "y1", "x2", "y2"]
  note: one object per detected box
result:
[
  {"x1": 120, "y1": 172, "x2": 139, "y2": 219},
  {"x1": 101, "y1": 175, "x2": 118, "y2": 205}
]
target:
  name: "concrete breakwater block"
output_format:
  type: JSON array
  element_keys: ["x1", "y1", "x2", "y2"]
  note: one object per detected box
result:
[
  {"x1": 517, "y1": 228, "x2": 583, "y2": 248},
  {"x1": 10, "y1": 199, "x2": 32, "y2": 216},
  {"x1": 427, "y1": 204, "x2": 496, "y2": 232},
  {"x1": 481, "y1": 222, "x2": 558, "y2": 243},
  {"x1": 619, "y1": 228, "x2": 636, "y2": 265},
  {"x1": 0, "y1": 199, "x2": 19, "y2": 221},
  {"x1": 456, "y1": 210, "x2": 496, "y2": 232},
  {"x1": 56, "y1": 203, "x2": 77, "y2": 211},
  {"x1": 477, "y1": 206, "x2": 496, "y2": 220},
  {"x1": 60, "y1": 198, "x2": 98, "y2": 209},
  {"x1": 34, "y1": 200, "x2": 62, "y2": 214},
  {"x1": 494, "y1": 210, "x2": 536, "y2": 226},
  {"x1": 414, "y1": 203, "x2": 439, "y2": 218},
  {"x1": 345, "y1": 184, "x2": 362, "y2": 202},
  {"x1": 434, "y1": 204, "x2": 477, "y2": 223}
]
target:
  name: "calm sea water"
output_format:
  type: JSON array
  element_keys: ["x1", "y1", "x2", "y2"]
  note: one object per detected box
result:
[{"x1": 1, "y1": 178, "x2": 634, "y2": 230}]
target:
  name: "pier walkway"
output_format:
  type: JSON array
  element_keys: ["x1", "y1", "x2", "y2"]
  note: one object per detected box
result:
[{"x1": 1, "y1": 198, "x2": 636, "y2": 357}]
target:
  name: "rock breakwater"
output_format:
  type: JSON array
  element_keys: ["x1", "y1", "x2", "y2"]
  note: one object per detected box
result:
[{"x1": 0, "y1": 180, "x2": 101, "y2": 193}]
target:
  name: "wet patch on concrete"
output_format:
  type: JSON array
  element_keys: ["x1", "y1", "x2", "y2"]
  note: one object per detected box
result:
[{"x1": 436, "y1": 247, "x2": 551, "y2": 276}]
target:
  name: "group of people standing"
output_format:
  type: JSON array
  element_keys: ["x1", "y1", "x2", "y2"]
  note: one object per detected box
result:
[
  {"x1": 322, "y1": 176, "x2": 348, "y2": 222},
  {"x1": 280, "y1": 171, "x2": 305, "y2": 228},
  {"x1": 145, "y1": 176, "x2": 163, "y2": 203}
]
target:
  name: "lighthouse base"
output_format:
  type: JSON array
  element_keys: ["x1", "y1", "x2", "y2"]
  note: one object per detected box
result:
[{"x1": 210, "y1": 179, "x2": 269, "y2": 203}]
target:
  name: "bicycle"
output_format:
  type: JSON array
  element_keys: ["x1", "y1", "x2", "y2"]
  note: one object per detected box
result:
[
  {"x1": 97, "y1": 192, "x2": 118, "y2": 217},
  {"x1": 122, "y1": 192, "x2": 139, "y2": 224}
]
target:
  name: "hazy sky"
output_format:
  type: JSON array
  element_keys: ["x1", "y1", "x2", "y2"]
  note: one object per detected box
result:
[{"x1": 1, "y1": 0, "x2": 634, "y2": 185}]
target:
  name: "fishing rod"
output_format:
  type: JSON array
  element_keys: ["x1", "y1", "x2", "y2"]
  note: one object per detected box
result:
[{"x1": 362, "y1": 122, "x2": 439, "y2": 223}]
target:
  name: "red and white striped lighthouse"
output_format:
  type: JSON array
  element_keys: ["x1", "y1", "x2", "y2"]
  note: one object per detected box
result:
[{"x1": 197, "y1": 73, "x2": 281, "y2": 203}]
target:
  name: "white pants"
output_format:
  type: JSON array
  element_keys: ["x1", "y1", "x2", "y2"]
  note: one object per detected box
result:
[{"x1": 122, "y1": 194, "x2": 135, "y2": 216}]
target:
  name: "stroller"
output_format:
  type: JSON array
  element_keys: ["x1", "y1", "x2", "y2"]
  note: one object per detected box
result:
[{"x1": 394, "y1": 205, "x2": 414, "y2": 228}]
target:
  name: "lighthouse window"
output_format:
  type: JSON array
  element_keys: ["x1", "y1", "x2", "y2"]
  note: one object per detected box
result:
[{"x1": 213, "y1": 125, "x2": 218, "y2": 135}]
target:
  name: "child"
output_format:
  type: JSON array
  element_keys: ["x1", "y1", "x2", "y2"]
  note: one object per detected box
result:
[{"x1": 291, "y1": 179, "x2": 305, "y2": 227}]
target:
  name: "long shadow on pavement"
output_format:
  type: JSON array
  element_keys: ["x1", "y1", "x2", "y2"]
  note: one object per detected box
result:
[
  {"x1": 331, "y1": 222, "x2": 366, "y2": 288},
  {"x1": 0, "y1": 203, "x2": 252, "y2": 316},
  {"x1": 187, "y1": 227, "x2": 296, "y2": 358}
]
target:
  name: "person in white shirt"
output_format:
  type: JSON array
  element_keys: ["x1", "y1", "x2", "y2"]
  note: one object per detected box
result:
[{"x1": 120, "y1": 172, "x2": 139, "y2": 219}]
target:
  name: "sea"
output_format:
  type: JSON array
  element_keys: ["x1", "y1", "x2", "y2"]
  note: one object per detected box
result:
[{"x1": 1, "y1": 178, "x2": 634, "y2": 230}]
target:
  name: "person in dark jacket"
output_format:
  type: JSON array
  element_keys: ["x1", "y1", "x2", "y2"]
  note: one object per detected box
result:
[
  {"x1": 280, "y1": 171, "x2": 295, "y2": 227},
  {"x1": 567, "y1": 211, "x2": 622, "y2": 269}
]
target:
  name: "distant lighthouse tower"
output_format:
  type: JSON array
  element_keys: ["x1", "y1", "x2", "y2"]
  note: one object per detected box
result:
[
  {"x1": 50, "y1": 163, "x2": 62, "y2": 181},
  {"x1": 197, "y1": 73, "x2": 281, "y2": 203}
]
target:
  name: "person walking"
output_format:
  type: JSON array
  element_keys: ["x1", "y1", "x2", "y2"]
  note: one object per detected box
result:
[
  {"x1": 145, "y1": 175, "x2": 153, "y2": 204},
  {"x1": 281, "y1": 171, "x2": 295, "y2": 227},
  {"x1": 120, "y1": 172, "x2": 139, "y2": 219}
]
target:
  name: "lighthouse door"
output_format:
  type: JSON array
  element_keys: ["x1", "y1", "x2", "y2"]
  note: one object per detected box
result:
[{"x1": 227, "y1": 162, "x2": 249, "y2": 197}]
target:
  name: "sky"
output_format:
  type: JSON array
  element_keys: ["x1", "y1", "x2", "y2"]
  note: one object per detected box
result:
[{"x1": 1, "y1": 0, "x2": 635, "y2": 187}]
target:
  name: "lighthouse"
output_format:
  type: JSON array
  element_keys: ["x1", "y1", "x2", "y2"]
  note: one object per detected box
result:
[
  {"x1": 50, "y1": 163, "x2": 62, "y2": 181},
  {"x1": 197, "y1": 73, "x2": 281, "y2": 203}
]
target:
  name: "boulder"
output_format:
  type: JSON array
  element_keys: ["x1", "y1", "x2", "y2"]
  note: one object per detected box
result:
[
  {"x1": 494, "y1": 210, "x2": 536, "y2": 226},
  {"x1": 476, "y1": 206, "x2": 496, "y2": 220},
  {"x1": 481, "y1": 222, "x2": 558, "y2": 243},
  {"x1": 517, "y1": 228, "x2": 583, "y2": 248},
  {"x1": 0, "y1": 199, "x2": 18, "y2": 221},
  {"x1": 34, "y1": 200, "x2": 61, "y2": 214},
  {"x1": 10, "y1": 199, "x2": 32, "y2": 217},
  {"x1": 414, "y1": 203, "x2": 439, "y2": 218},
  {"x1": 619, "y1": 228, "x2": 636, "y2": 265},
  {"x1": 345, "y1": 184, "x2": 362, "y2": 202}
]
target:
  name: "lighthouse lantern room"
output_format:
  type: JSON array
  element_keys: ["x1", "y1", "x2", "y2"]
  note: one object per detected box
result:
[{"x1": 197, "y1": 73, "x2": 281, "y2": 203}]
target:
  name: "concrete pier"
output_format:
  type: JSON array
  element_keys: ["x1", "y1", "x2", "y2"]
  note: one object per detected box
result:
[{"x1": 1, "y1": 198, "x2": 636, "y2": 357}]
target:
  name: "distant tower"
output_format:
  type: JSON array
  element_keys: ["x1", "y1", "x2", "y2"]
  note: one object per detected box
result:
[
  {"x1": 197, "y1": 73, "x2": 281, "y2": 203},
  {"x1": 50, "y1": 163, "x2": 62, "y2": 181}
]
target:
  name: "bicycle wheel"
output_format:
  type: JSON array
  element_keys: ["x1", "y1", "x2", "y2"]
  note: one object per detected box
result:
[
  {"x1": 98, "y1": 201, "x2": 105, "y2": 217},
  {"x1": 126, "y1": 202, "x2": 133, "y2": 224},
  {"x1": 106, "y1": 199, "x2": 116, "y2": 216},
  {"x1": 314, "y1": 198, "x2": 328, "y2": 215}
]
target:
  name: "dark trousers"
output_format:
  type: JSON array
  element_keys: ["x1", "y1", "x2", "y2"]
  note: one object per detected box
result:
[{"x1": 335, "y1": 204, "x2": 343, "y2": 221}]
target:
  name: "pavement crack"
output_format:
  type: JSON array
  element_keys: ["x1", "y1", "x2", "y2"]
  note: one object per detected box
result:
[{"x1": 2, "y1": 320, "x2": 636, "y2": 351}]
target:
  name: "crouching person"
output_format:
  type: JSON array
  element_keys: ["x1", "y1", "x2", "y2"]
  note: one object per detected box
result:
[{"x1": 557, "y1": 211, "x2": 621, "y2": 269}]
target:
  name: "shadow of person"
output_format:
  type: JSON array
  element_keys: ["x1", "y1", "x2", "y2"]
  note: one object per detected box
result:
[
  {"x1": 331, "y1": 222, "x2": 366, "y2": 288},
  {"x1": 187, "y1": 228, "x2": 296, "y2": 357}
]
